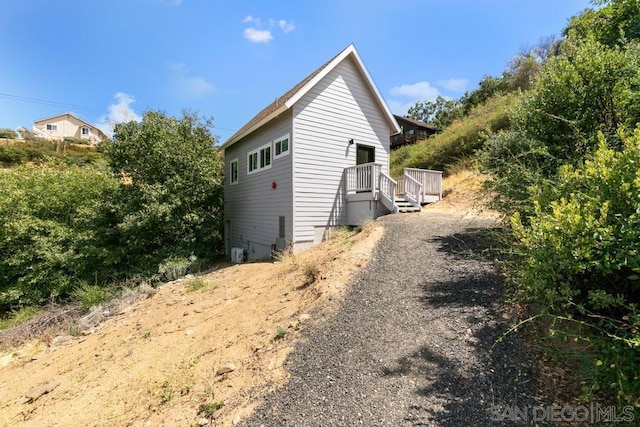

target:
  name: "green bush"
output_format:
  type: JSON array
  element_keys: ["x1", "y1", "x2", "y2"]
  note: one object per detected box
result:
[
  {"x1": 72, "y1": 282, "x2": 114, "y2": 311},
  {"x1": 482, "y1": 130, "x2": 559, "y2": 218},
  {"x1": 512, "y1": 130, "x2": 640, "y2": 312},
  {"x1": 513, "y1": 37, "x2": 640, "y2": 162},
  {"x1": 510, "y1": 130, "x2": 640, "y2": 406},
  {"x1": 64, "y1": 136, "x2": 91, "y2": 145},
  {"x1": 0, "y1": 165, "x2": 119, "y2": 310},
  {"x1": 158, "y1": 255, "x2": 198, "y2": 282},
  {"x1": 0, "y1": 128, "x2": 18, "y2": 139}
]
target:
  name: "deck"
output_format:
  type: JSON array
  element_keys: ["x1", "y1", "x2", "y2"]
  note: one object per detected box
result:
[{"x1": 344, "y1": 163, "x2": 442, "y2": 216}]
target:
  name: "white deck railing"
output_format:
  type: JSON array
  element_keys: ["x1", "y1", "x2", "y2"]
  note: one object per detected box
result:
[
  {"x1": 403, "y1": 168, "x2": 443, "y2": 203},
  {"x1": 378, "y1": 172, "x2": 397, "y2": 213},
  {"x1": 403, "y1": 173, "x2": 422, "y2": 206},
  {"x1": 345, "y1": 163, "x2": 442, "y2": 212},
  {"x1": 345, "y1": 162, "x2": 381, "y2": 196}
]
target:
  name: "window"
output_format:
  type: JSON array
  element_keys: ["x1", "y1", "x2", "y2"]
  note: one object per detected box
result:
[
  {"x1": 274, "y1": 134, "x2": 290, "y2": 158},
  {"x1": 230, "y1": 159, "x2": 238, "y2": 184},
  {"x1": 81, "y1": 127, "x2": 90, "y2": 135},
  {"x1": 248, "y1": 143, "x2": 271, "y2": 174},
  {"x1": 46, "y1": 124, "x2": 58, "y2": 131}
]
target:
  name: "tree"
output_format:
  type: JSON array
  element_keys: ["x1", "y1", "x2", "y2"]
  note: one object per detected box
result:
[
  {"x1": 408, "y1": 96, "x2": 462, "y2": 129},
  {"x1": 564, "y1": 0, "x2": 640, "y2": 47},
  {"x1": 105, "y1": 110, "x2": 225, "y2": 264},
  {"x1": 459, "y1": 75, "x2": 511, "y2": 116},
  {"x1": 513, "y1": 36, "x2": 640, "y2": 161}
]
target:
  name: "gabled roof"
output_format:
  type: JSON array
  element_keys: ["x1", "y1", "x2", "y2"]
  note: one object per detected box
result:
[
  {"x1": 393, "y1": 114, "x2": 440, "y2": 132},
  {"x1": 34, "y1": 112, "x2": 107, "y2": 139},
  {"x1": 221, "y1": 44, "x2": 400, "y2": 150}
]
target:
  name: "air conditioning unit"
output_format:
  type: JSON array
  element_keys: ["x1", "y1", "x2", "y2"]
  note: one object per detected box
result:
[{"x1": 231, "y1": 247, "x2": 245, "y2": 264}]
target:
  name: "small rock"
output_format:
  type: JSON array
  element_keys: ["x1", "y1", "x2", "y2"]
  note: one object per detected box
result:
[
  {"x1": 233, "y1": 415, "x2": 241, "y2": 425},
  {"x1": 216, "y1": 362, "x2": 236, "y2": 375},
  {"x1": 22, "y1": 380, "x2": 61, "y2": 404},
  {"x1": 298, "y1": 313, "x2": 311, "y2": 322},
  {"x1": 50, "y1": 336, "x2": 73, "y2": 348},
  {"x1": 185, "y1": 329, "x2": 194, "y2": 336},
  {"x1": 197, "y1": 417, "x2": 209, "y2": 426}
]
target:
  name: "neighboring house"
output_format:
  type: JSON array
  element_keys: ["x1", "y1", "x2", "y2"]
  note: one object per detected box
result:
[
  {"x1": 390, "y1": 115, "x2": 439, "y2": 149},
  {"x1": 32, "y1": 113, "x2": 107, "y2": 143},
  {"x1": 222, "y1": 44, "x2": 441, "y2": 261}
]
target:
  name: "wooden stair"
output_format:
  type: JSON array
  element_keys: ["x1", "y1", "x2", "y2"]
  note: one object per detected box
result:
[{"x1": 394, "y1": 196, "x2": 421, "y2": 213}]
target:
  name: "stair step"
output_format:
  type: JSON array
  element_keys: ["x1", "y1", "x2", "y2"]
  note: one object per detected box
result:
[{"x1": 398, "y1": 206, "x2": 421, "y2": 213}]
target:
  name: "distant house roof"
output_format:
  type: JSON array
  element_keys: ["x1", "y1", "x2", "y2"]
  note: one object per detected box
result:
[
  {"x1": 393, "y1": 114, "x2": 440, "y2": 132},
  {"x1": 34, "y1": 112, "x2": 107, "y2": 140},
  {"x1": 222, "y1": 44, "x2": 400, "y2": 150}
]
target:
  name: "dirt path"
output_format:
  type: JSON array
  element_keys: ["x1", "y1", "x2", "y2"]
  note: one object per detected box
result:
[{"x1": 240, "y1": 208, "x2": 539, "y2": 426}]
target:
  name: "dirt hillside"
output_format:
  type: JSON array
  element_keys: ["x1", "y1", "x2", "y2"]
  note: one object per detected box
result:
[{"x1": 0, "y1": 170, "x2": 491, "y2": 426}]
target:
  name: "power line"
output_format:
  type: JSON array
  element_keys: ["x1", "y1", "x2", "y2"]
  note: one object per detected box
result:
[{"x1": 0, "y1": 93, "x2": 104, "y2": 113}]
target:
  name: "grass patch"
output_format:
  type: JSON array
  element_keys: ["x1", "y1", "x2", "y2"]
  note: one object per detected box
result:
[
  {"x1": 197, "y1": 401, "x2": 225, "y2": 417},
  {"x1": 0, "y1": 306, "x2": 41, "y2": 331},
  {"x1": 184, "y1": 277, "x2": 208, "y2": 291},
  {"x1": 71, "y1": 283, "x2": 115, "y2": 311},
  {"x1": 275, "y1": 325, "x2": 289, "y2": 339},
  {"x1": 390, "y1": 93, "x2": 517, "y2": 177},
  {"x1": 275, "y1": 249, "x2": 299, "y2": 273}
]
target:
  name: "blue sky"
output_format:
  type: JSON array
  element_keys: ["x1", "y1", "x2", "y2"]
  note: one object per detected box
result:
[{"x1": 0, "y1": 0, "x2": 592, "y2": 143}]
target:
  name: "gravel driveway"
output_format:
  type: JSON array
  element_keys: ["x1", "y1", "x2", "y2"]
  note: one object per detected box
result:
[{"x1": 241, "y1": 210, "x2": 538, "y2": 426}]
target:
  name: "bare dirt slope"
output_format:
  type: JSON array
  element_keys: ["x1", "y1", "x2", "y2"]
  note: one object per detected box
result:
[
  {"x1": 0, "y1": 170, "x2": 491, "y2": 426},
  {"x1": 0, "y1": 225, "x2": 382, "y2": 426}
]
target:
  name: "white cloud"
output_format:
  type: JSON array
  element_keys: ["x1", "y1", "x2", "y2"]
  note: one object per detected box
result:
[
  {"x1": 387, "y1": 81, "x2": 441, "y2": 115},
  {"x1": 169, "y1": 62, "x2": 215, "y2": 98},
  {"x1": 278, "y1": 19, "x2": 296, "y2": 33},
  {"x1": 96, "y1": 92, "x2": 142, "y2": 137},
  {"x1": 243, "y1": 27, "x2": 273, "y2": 43},
  {"x1": 242, "y1": 16, "x2": 295, "y2": 43},
  {"x1": 436, "y1": 78, "x2": 469, "y2": 92},
  {"x1": 389, "y1": 81, "x2": 439, "y2": 100},
  {"x1": 175, "y1": 76, "x2": 215, "y2": 98},
  {"x1": 243, "y1": 15, "x2": 260, "y2": 25}
]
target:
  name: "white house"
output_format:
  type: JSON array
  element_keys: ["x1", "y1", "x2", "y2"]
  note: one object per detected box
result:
[
  {"x1": 32, "y1": 113, "x2": 107, "y2": 143},
  {"x1": 221, "y1": 44, "x2": 441, "y2": 261}
]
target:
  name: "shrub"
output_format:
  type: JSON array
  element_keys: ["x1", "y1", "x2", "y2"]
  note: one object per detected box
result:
[
  {"x1": 64, "y1": 136, "x2": 91, "y2": 145},
  {"x1": 510, "y1": 130, "x2": 640, "y2": 407},
  {"x1": 0, "y1": 165, "x2": 119, "y2": 310},
  {"x1": 512, "y1": 130, "x2": 640, "y2": 313},
  {"x1": 481, "y1": 130, "x2": 560, "y2": 218},
  {"x1": 72, "y1": 283, "x2": 114, "y2": 311},
  {"x1": 158, "y1": 255, "x2": 198, "y2": 282},
  {"x1": 0, "y1": 128, "x2": 17, "y2": 139}
]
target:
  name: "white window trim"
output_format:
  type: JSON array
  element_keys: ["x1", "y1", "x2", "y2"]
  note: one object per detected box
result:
[
  {"x1": 46, "y1": 124, "x2": 58, "y2": 131},
  {"x1": 273, "y1": 133, "x2": 290, "y2": 159},
  {"x1": 81, "y1": 127, "x2": 90, "y2": 135},
  {"x1": 247, "y1": 143, "x2": 272, "y2": 175},
  {"x1": 229, "y1": 158, "x2": 239, "y2": 185}
]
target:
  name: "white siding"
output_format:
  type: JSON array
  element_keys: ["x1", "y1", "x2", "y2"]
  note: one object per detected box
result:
[
  {"x1": 292, "y1": 56, "x2": 392, "y2": 244},
  {"x1": 224, "y1": 113, "x2": 293, "y2": 260}
]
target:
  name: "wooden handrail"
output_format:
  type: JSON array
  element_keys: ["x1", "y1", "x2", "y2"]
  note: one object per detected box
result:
[
  {"x1": 404, "y1": 168, "x2": 442, "y2": 202},
  {"x1": 378, "y1": 172, "x2": 397, "y2": 213},
  {"x1": 403, "y1": 173, "x2": 422, "y2": 206}
]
